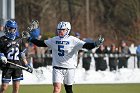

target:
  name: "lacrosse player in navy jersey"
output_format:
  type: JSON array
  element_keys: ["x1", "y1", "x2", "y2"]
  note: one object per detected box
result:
[
  {"x1": 26, "y1": 21, "x2": 104, "y2": 93},
  {"x1": 0, "y1": 20, "x2": 33, "y2": 93}
]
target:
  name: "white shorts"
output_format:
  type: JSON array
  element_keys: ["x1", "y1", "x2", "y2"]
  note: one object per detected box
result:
[{"x1": 53, "y1": 67, "x2": 75, "y2": 85}]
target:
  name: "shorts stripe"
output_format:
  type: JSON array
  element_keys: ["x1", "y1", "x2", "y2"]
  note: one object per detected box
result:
[
  {"x1": 2, "y1": 78, "x2": 11, "y2": 83},
  {"x1": 13, "y1": 77, "x2": 23, "y2": 81}
]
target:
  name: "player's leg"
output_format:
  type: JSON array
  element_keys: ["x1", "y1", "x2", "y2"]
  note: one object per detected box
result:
[
  {"x1": 0, "y1": 83, "x2": 9, "y2": 93},
  {"x1": 12, "y1": 68, "x2": 23, "y2": 93},
  {"x1": 64, "y1": 69, "x2": 75, "y2": 93},
  {"x1": 12, "y1": 81, "x2": 20, "y2": 93},
  {"x1": 53, "y1": 83, "x2": 62, "y2": 93},
  {"x1": 0, "y1": 69, "x2": 12, "y2": 93},
  {"x1": 53, "y1": 68, "x2": 64, "y2": 93},
  {"x1": 64, "y1": 84, "x2": 73, "y2": 93}
]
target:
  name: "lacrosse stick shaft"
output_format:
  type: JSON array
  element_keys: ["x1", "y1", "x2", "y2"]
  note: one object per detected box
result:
[{"x1": 7, "y1": 61, "x2": 28, "y2": 70}]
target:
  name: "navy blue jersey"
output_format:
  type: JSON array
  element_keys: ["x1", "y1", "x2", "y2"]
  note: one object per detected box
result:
[{"x1": 0, "y1": 36, "x2": 25, "y2": 68}]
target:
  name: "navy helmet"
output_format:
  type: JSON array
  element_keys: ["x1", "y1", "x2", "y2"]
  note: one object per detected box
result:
[{"x1": 5, "y1": 20, "x2": 18, "y2": 40}]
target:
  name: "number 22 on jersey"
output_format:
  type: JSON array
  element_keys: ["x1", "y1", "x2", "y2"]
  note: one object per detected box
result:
[{"x1": 7, "y1": 47, "x2": 19, "y2": 60}]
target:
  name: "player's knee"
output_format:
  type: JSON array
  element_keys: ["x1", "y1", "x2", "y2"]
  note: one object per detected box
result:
[
  {"x1": 53, "y1": 84, "x2": 61, "y2": 93},
  {"x1": 13, "y1": 86, "x2": 19, "y2": 93},
  {"x1": 0, "y1": 86, "x2": 7, "y2": 93},
  {"x1": 64, "y1": 84, "x2": 73, "y2": 93}
]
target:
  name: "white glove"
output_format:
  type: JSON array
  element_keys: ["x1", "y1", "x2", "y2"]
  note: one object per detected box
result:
[{"x1": 1, "y1": 56, "x2": 7, "y2": 64}]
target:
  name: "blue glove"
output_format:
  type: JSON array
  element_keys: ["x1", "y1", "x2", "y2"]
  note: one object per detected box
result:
[
  {"x1": 0, "y1": 53, "x2": 7, "y2": 64},
  {"x1": 95, "y1": 35, "x2": 104, "y2": 47},
  {"x1": 25, "y1": 64, "x2": 33, "y2": 73}
]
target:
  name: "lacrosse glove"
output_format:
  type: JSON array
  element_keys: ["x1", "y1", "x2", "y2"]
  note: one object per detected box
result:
[
  {"x1": 25, "y1": 64, "x2": 33, "y2": 73},
  {"x1": 95, "y1": 35, "x2": 104, "y2": 47},
  {"x1": 0, "y1": 53, "x2": 7, "y2": 64},
  {"x1": 22, "y1": 31, "x2": 31, "y2": 39}
]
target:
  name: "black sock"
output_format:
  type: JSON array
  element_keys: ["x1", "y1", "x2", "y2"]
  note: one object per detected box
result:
[{"x1": 64, "y1": 84, "x2": 73, "y2": 93}]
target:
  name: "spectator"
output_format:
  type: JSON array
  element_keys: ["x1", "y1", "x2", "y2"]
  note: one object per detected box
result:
[
  {"x1": 108, "y1": 44, "x2": 118, "y2": 71},
  {"x1": 94, "y1": 44, "x2": 107, "y2": 71},
  {"x1": 118, "y1": 41, "x2": 130, "y2": 69},
  {"x1": 82, "y1": 49, "x2": 92, "y2": 71},
  {"x1": 75, "y1": 32, "x2": 80, "y2": 39},
  {"x1": 24, "y1": 42, "x2": 36, "y2": 68},
  {"x1": 128, "y1": 43, "x2": 137, "y2": 68},
  {"x1": 136, "y1": 45, "x2": 140, "y2": 68},
  {"x1": 0, "y1": 20, "x2": 5, "y2": 37},
  {"x1": 82, "y1": 38, "x2": 94, "y2": 71}
]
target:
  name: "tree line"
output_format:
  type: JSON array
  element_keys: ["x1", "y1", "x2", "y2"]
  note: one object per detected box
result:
[{"x1": 15, "y1": 0, "x2": 140, "y2": 45}]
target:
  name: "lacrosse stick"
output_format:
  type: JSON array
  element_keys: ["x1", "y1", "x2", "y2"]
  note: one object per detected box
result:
[
  {"x1": 7, "y1": 60, "x2": 46, "y2": 80},
  {"x1": 7, "y1": 61, "x2": 31, "y2": 72}
]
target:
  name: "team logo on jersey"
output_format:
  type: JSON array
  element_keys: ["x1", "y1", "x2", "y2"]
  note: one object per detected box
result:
[
  {"x1": 56, "y1": 41, "x2": 69, "y2": 45},
  {"x1": 7, "y1": 41, "x2": 19, "y2": 47}
]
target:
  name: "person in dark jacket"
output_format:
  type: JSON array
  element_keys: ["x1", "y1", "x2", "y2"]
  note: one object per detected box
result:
[
  {"x1": 94, "y1": 45, "x2": 107, "y2": 71},
  {"x1": 118, "y1": 41, "x2": 130, "y2": 69},
  {"x1": 108, "y1": 44, "x2": 118, "y2": 71}
]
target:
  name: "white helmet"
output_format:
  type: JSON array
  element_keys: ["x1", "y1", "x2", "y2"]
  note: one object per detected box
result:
[{"x1": 57, "y1": 21, "x2": 71, "y2": 38}]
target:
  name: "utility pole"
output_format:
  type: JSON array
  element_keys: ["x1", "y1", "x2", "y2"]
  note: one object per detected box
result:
[
  {"x1": 0, "y1": 0, "x2": 15, "y2": 31},
  {"x1": 86, "y1": 0, "x2": 90, "y2": 37},
  {"x1": 0, "y1": 0, "x2": 7, "y2": 31},
  {"x1": 7, "y1": 0, "x2": 15, "y2": 19}
]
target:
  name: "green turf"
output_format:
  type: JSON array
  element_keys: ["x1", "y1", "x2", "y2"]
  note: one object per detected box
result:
[{"x1": 6, "y1": 84, "x2": 140, "y2": 93}]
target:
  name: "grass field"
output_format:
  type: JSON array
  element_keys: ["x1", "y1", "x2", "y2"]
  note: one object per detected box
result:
[{"x1": 6, "y1": 84, "x2": 140, "y2": 93}]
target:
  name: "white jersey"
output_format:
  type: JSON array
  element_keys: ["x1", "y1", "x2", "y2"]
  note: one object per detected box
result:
[{"x1": 44, "y1": 36, "x2": 85, "y2": 68}]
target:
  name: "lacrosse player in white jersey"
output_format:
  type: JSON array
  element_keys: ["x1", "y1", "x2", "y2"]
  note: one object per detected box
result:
[{"x1": 26, "y1": 21, "x2": 104, "y2": 93}]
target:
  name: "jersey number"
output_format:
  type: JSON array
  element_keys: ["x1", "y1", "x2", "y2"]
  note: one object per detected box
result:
[
  {"x1": 58, "y1": 45, "x2": 64, "y2": 56},
  {"x1": 7, "y1": 47, "x2": 19, "y2": 60}
]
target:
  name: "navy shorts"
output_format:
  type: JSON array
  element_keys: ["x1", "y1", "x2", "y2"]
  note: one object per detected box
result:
[{"x1": 1, "y1": 68, "x2": 23, "y2": 83}]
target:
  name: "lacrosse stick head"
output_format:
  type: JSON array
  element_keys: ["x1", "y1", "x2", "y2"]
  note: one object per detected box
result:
[
  {"x1": 27, "y1": 20, "x2": 39, "y2": 32},
  {"x1": 22, "y1": 20, "x2": 40, "y2": 39}
]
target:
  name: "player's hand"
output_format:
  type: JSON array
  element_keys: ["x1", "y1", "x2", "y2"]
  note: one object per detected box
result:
[
  {"x1": 20, "y1": 52, "x2": 26, "y2": 59},
  {"x1": 95, "y1": 35, "x2": 104, "y2": 47},
  {"x1": 22, "y1": 31, "x2": 30, "y2": 38},
  {"x1": 25, "y1": 64, "x2": 33, "y2": 73},
  {"x1": 0, "y1": 55, "x2": 7, "y2": 64}
]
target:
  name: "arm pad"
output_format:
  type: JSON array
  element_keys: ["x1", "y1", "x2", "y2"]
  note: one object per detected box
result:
[
  {"x1": 29, "y1": 39, "x2": 48, "y2": 47},
  {"x1": 83, "y1": 43, "x2": 96, "y2": 50}
]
